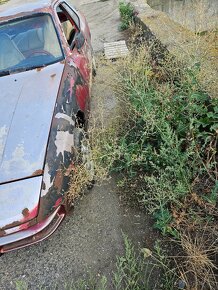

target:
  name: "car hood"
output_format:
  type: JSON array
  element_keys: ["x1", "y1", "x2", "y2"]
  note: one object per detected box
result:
[{"x1": 0, "y1": 62, "x2": 64, "y2": 184}]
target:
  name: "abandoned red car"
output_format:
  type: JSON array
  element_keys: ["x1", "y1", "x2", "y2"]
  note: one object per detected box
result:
[{"x1": 0, "y1": 0, "x2": 94, "y2": 253}]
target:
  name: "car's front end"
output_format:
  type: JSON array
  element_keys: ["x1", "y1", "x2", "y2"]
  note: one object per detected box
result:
[
  {"x1": 0, "y1": 4, "x2": 67, "y2": 253},
  {"x1": 0, "y1": 176, "x2": 66, "y2": 253},
  {"x1": 0, "y1": 60, "x2": 67, "y2": 253},
  {"x1": 0, "y1": 0, "x2": 93, "y2": 253}
]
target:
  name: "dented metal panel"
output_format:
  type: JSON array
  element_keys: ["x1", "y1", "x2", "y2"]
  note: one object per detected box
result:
[{"x1": 0, "y1": 62, "x2": 64, "y2": 184}]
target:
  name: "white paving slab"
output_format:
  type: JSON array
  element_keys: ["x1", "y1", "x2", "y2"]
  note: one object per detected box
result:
[{"x1": 104, "y1": 40, "x2": 129, "y2": 59}]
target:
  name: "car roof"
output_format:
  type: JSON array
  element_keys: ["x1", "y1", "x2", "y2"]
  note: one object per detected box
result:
[{"x1": 0, "y1": 0, "x2": 58, "y2": 19}]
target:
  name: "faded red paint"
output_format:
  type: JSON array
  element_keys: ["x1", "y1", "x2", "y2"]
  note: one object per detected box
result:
[
  {"x1": 75, "y1": 84, "x2": 88, "y2": 111},
  {"x1": 0, "y1": 206, "x2": 65, "y2": 253},
  {"x1": 21, "y1": 205, "x2": 39, "y2": 223},
  {"x1": 0, "y1": 204, "x2": 39, "y2": 233},
  {"x1": 54, "y1": 197, "x2": 62, "y2": 208},
  {"x1": 73, "y1": 54, "x2": 90, "y2": 81}
]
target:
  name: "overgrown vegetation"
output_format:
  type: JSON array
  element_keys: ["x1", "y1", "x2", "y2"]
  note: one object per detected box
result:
[
  {"x1": 66, "y1": 128, "x2": 95, "y2": 205},
  {"x1": 89, "y1": 33, "x2": 218, "y2": 288},
  {"x1": 64, "y1": 2, "x2": 218, "y2": 288},
  {"x1": 99, "y1": 46, "x2": 217, "y2": 229},
  {"x1": 108, "y1": 46, "x2": 218, "y2": 289},
  {"x1": 0, "y1": 0, "x2": 9, "y2": 4},
  {"x1": 118, "y1": 1, "x2": 135, "y2": 31}
]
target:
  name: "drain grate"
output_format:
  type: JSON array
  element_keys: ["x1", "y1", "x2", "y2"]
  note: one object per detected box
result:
[{"x1": 104, "y1": 40, "x2": 129, "y2": 59}]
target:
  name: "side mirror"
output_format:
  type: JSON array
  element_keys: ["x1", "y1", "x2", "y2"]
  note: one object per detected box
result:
[{"x1": 73, "y1": 32, "x2": 85, "y2": 51}]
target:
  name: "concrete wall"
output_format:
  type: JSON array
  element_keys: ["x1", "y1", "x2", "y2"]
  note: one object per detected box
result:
[{"x1": 131, "y1": 0, "x2": 195, "y2": 59}]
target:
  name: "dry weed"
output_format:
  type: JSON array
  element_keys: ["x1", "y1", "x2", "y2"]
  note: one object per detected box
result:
[
  {"x1": 66, "y1": 56, "x2": 122, "y2": 204},
  {"x1": 171, "y1": 227, "x2": 218, "y2": 290}
]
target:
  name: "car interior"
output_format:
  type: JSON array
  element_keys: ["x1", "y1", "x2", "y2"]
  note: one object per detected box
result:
[
  {"x1": 0, "y1": 14, "x2": 63, "y2": 72},
  {"x1": 56, "y1": 5, "x2": 78, "y2": 47},
  {"x1": 13, "y1": 28, "x2": 45, "y2": 57},
  {"x1": 0, "y1": 33, "x2": 25, "y2": 70}
]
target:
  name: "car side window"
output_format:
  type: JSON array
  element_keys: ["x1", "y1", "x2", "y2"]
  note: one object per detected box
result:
[
  {"x1": 61, "y1": 2, "x2": 80, "y2": 29},
  {"x1": 56, "y1": 5, "x2": 77, "y2": 47}
]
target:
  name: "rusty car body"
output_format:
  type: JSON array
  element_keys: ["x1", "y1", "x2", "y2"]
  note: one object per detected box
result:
[{"x1": 0, "y1": 0, "x2": 93, "y2": 253}]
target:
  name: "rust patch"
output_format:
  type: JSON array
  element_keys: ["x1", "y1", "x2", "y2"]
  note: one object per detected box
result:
[
  {"x1": 65, "y1": 162, "x2": 75, "y2": 176},
  {"x1": 0, "y1": 230, "x2": 6, "y2": 237},
  {"x1": 0, "y1": 221, "x2": 20, "y2": 231},
  {"x1": 42, "y1": 181, "x2": 46, "y2": 190},
  {"x1": 54, "y1": 169, "x2": 64, "y2": 190},
  {"x1": 22, "y1": 208, "x2": 29, "y2": 217},
  {"x1": 32, "y1": 169, "x2": 44, "y2": 176}
]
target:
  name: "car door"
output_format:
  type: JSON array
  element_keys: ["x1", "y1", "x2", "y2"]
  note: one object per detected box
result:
[{"x1": 56, "y1": 2, "x2": 91, "y2": 86}]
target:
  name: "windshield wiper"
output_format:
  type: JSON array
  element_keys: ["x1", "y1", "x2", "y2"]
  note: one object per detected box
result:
[
  {"x1": 0, "y1": 70, "x2": 10, "y2": 77},
  {"x1": 0, "y1": 67, "x2": 27, "y2": 76},
  {"x1": 30, "y1": 64, "x2": 47, "y2": 70}
]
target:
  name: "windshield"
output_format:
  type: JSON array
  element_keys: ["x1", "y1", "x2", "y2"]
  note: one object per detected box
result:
[{"x1": 0, "y1": 14, "x2": 64, "y2": 76}]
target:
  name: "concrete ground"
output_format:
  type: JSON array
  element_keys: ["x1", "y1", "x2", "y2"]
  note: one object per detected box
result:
[
  {"x1": 0, "y1": 180, "x2": 153, "y2": 289},
  {"x1": 75, "y1": 0, "x2": 125, "y2": 52},
  {"x1": 0, "y1": 1, "x2": 154, "y2": 289}
]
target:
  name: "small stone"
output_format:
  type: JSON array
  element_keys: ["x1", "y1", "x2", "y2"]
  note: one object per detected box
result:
[{"x1": 178, "y1": 279, "x2": 186, "y2": 289}]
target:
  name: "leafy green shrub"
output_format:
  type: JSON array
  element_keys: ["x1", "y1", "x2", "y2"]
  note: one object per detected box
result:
[
  {"x1": 119, "y1": 1, "x2": 135, "y2": 30},
  {"x1": 101, "y1": 47, "x2": 218, "y2": 237}
]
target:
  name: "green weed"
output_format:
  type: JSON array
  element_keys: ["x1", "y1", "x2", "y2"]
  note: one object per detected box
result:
[
  {"x1": 100, "y1": 46, "x2": 218, "y2": 237},
  {"x1": 119, "y1": 1, "x2": 134, "y2": 31}
]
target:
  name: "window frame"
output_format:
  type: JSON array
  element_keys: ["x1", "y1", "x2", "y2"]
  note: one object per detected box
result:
[
  {"x1": 56, "y1": 3, "x2": 81, "y2": 50},
  {"x1": 61, "y1": 2, "x2": 80, "y2": 30}
]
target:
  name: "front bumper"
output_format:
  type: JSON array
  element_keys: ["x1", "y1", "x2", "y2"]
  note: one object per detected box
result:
[{"x1": 0, "y1": 206, "x2": 65, "y2": 253}]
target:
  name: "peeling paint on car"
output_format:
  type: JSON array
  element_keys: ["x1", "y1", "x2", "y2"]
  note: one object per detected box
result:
[{"x1": 0, "y1": 62, "x2": 65, "y2": 184}]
